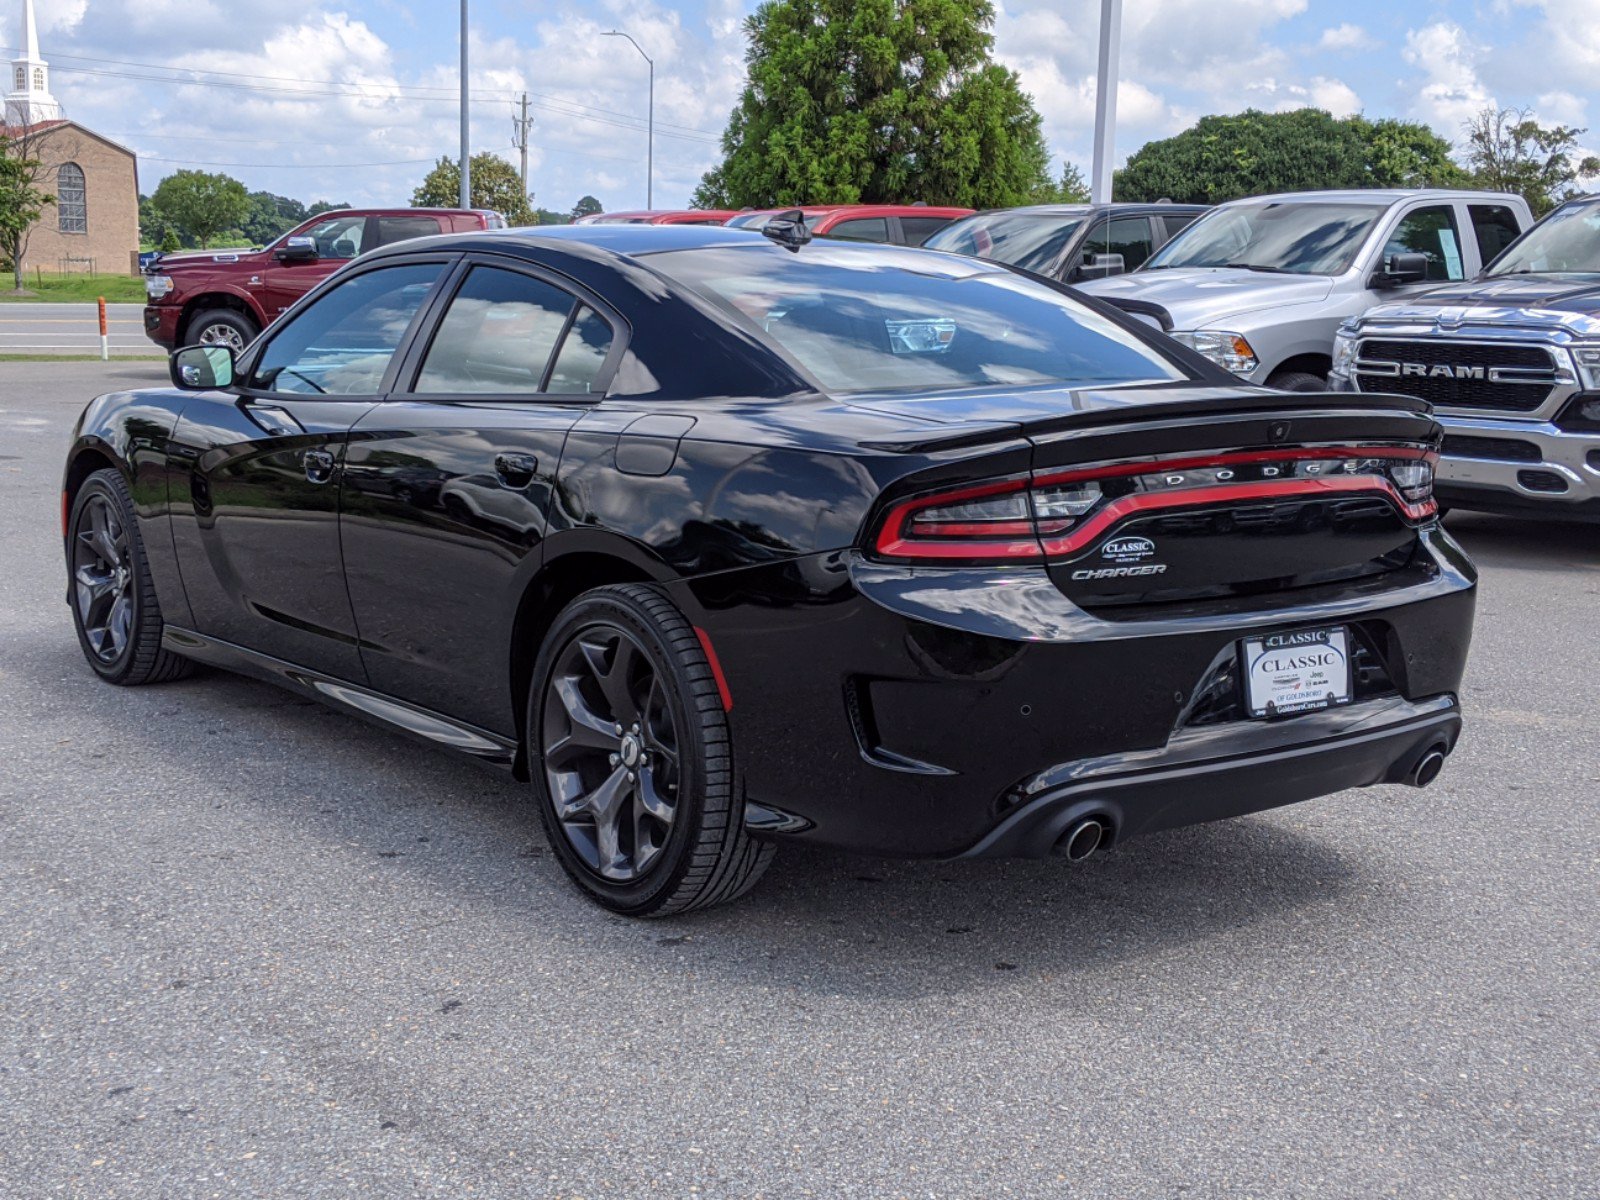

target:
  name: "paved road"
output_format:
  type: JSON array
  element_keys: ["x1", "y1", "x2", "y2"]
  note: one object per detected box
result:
[
  {"x1": 0, "y1": 302, "x2": 154, "y2": 356},
  {"x1": 1, "y1": 362, "x2": 1595, "y2": 1198}
]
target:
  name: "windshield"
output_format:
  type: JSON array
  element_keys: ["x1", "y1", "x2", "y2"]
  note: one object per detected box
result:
[
  {"x1": 923, "y1": 211, "x2": 1087, "y2": 274},
  {"x1": 1487, "y1": 202, "x2": 1600, "y2": 275},
  {"x1": 1144, "y1": 200, "x2": 1388, "y2": 275},
  {"x1": 645, "y1": 243, "x2": 1186, "y2": 395}
]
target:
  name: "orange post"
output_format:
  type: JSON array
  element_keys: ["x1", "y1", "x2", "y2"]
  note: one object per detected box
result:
[{"x1": 97, "y1": 296, "x2": 108, "y2": 361}]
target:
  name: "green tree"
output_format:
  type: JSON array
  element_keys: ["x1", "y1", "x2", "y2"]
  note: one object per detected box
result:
[
  {"x1": 412, "y1": 153, "x2": 533, "y2": 224},
  {"x1": 570, "y1": 195, "x2": 603, "y2": 220},
  {"x1": 1115, "y1": 109, "x2": 1465, "y2": 204},
  {"x1": 693, "y1": 0, "x2": 1051, "y2": 209},
  {"x1": 534, "y1": 207, "x2": 573, "y2": 225},
  {"x1": 150, "y1": 170, "x2": 250, "y2": 250},
  {"x1": 158, "y1": 227, "x2": 182, "y2": 253},
  {"x1": 306, "y1": 199, "x2": 351, "y2": 217},
  {"x1": 1463, "y1": 106, "x2": 1600, "y2": 215},
  {"x1": 0, "y1": 132, "x2": 53, "y2": 291},
  {"x1": 243, "y1": 191, "x2": 308, "y2": 246},
  {"x1": 1041, "y1": 160, "x2": 1090, "y2": 203}
]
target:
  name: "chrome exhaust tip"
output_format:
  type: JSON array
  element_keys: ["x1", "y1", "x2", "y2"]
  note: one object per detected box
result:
[
  {"x1": 1057, "y1": 817, "x2": 1107, "y2": 862},
  {"x1": 1407, "y1": 747, "x2": 1447, "y2": 789}
]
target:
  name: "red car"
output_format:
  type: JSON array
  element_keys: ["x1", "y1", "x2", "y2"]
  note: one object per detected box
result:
[
  {"x1": 142, "y1": 207, "x2": 506, "y2": 350},
  {"x1": 722, "y1": 204, "x2": 974, "y2": 245},
  {"x1": 579, "y1": 209, "x2": 740, "y2": 226}
]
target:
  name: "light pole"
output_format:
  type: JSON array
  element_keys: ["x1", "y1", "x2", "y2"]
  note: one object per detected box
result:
[
  {"x1": 603, "y1": 29, "x2": 653, "y2": 209},
  {"x1": 1090, "y1": 0, "x2": 1122, "y2": 204},
  {"x1": 459, "y1": 0, "x2": 471, "y2": 209}
]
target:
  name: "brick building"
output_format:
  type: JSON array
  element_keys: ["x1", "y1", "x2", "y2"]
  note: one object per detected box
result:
[{"x1": 4, "y1": 0, "x2": 139, "y2": 277}]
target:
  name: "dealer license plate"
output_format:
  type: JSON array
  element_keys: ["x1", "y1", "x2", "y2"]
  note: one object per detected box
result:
[{"x1": 1240, "y1": 626, "x2": 1353, "y2": 718}]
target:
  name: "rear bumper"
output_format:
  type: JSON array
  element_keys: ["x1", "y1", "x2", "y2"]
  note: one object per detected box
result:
[
  {"x1": 143, "y1": 304, "x2": 181, "y2": 350},
  {"x1": 677, "y1": 527, "x2": 1477, "y2": 859},
  {"x1": 1433, "y1": 413, "x2": 1600, "y2": 521}
]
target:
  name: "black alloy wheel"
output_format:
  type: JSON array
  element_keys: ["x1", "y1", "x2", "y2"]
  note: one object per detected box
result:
[
  {"x1": 67, "y1": 469, "x2": 193, "y2": 685},
  {"x1": 530, "y1": 585, "x2": 773, "y2": 916}
]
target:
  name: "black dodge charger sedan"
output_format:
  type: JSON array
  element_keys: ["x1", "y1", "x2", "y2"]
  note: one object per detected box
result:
[{"x1": 62, "y1": 222, "x2": 1476, "y2": 915}]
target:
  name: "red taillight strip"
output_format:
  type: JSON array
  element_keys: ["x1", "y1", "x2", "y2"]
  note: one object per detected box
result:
[
  {"x1": 1034, "y1": 444, "x2": 1432, "y2": 487},
  {"x1": 874, "y1": 474, "x2": 1042, "y2": 560},
  {"x1": 1038, "y1": 476, "x2": 1434, "y2": 558}
]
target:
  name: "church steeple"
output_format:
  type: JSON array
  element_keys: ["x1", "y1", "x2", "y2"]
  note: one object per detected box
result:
[{"x1": 6, "y1": 0, "x2": 63, "y2": 126}]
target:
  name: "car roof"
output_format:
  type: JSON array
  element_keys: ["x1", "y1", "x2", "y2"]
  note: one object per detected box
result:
[
  {"x1": 1213, "y1": 188, "x2": 1526, "y2": 206},
  {"x1": 735, "y1": 204, "x2": 973, "y2": 218},
  {"x1": 957, "y1": 202, "x2": 1209, "y2": 218},
  {"x1": 445, "y1": 223, "x2": 765, "y2": 255}
]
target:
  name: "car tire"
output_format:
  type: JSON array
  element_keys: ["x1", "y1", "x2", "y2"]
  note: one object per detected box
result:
[
  {"x1": 1267, "y1": 370, "x2": 1327, "y2": 393},
  {"x1": 185, "y1": 307, "x2": 258, "y2": 352},
  {"x1": 67, "y1": 468, "x2": 195, "y2": 686},
  {"x1": 529, "y1": 584, "x2": 774, "y2": 916}
]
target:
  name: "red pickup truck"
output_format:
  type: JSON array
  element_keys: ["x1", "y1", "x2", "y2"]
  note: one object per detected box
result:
[{"x1": 142, "y1": 207, "x2": 505, "y2": 350}]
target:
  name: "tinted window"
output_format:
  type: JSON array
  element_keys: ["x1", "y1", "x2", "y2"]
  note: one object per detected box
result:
[
  {"x1": 1159, "y1": 211, "x2": 1202, "y2": 240},
  {"x1": 1385, "y1": 205, "x2": 1466, "y2": 281},
  {"x1": 546, "y1": 307, "x2": 615, "y2": 394},
  {"x1": 898, "y1": 215, "x2": 957, "y2": 245},
  {"x1": 376, "y1": 216, "x2": 443, "y2": 247},
  {"x1": 1470, "y1": 204, "x2": 1525, "y2": 266},
  {"x1": 415, "y1": 266, "x2": 577, "y2": 394},
  {"x1": 304, "y1": 214, "x2": 368, "y2": 260},
  {"x1": 648, "y1": 242, "x2": 1185, "y2": 395},
  {"x1": 827, "y1": 217, "x2": 890, "y2": 243},
  {"x1": 1084, "y1": 217, "x2": 1156, "y2": 270},
  {"x1": 1146, "y1": 201, "x2": 1387, "y2": 275},
  {"x1": 923, "y1": 211, "x2": 1087, "y2": 274},
  {"x1": 249, "y1": 263, "x2": 442, "y2": 395},
  {"x1": 1485, "y1": 201, "x2": 1600, "y2": 275}
]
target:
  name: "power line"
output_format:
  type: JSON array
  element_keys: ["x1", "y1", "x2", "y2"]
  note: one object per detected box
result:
[{"x1": 139, "y1": 155, "x2": 437, "y2": 169}]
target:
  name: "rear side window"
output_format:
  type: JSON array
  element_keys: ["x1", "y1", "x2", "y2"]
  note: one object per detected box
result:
[
  {"x1": 648, "y1": 242, "x2": 1186, "y2": 395},
  {"x1": 249, "y1": 263, "x2": 443, "y2": 395},
  {"x1": 1385, "y1": 205, "x2": 1466, "y2": 281},
  {"x1": 826, "y1": 217, "x2": 890, "y2": 243},
  {"x1": 376, "y1": 216, "x2": 443, "y2": 247},
  {"x1": 899, "y1": 215, "x2": 958, "y2": 246},
  {"x1": 1470, "y1": 205, "x2": 1523, "y2": 266},
  {"x1": 546, "y1": 307, "x2": 615, "y2": 394},
  {"x1": 1159, "y1": 211, "x2": 1202, "y2": 240},
  {"x1": 415, "y1": 266, "x2": 576, "y2": 394}
]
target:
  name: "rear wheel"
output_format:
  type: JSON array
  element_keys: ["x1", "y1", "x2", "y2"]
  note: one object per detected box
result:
[
  {"x1": 68, "y1": 469, "x2": 194, "y2": 685},
  {"x1": 186, "y1": 307, "x2": 258, "y2": 352},
  {"x1": 1267, "y1": 369, "x2": 1327, "y2": 393},
  {"x1": 529, "y1": 584, "x2": 773, "y2": 916}
]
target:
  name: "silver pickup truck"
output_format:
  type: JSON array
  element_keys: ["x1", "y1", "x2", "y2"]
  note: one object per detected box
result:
[
  {"x1": 1080, "y1": 189, "x2": 1533, "y2": 390},
  {"x1": 1330, "y1": 192, "x2": 1600, "y2": 522}
]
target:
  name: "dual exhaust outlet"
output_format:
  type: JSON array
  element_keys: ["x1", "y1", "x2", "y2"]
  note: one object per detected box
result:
[{"x1": 1052, "y1": 742, "x2": 1451, "y2": 862}]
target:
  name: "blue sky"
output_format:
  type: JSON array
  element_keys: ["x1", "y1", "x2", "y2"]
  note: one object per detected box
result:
[{"x1": 8, "y1": 0, "x2": 1597, "y2": 212}]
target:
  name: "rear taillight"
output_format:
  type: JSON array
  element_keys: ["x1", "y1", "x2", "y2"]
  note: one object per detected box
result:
[{"x1": 873, "y1": 446, "x2": 1437, "y2": 562}]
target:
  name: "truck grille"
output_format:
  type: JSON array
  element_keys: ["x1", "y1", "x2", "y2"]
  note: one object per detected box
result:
[{"x1": 1353, "y1": 340, "x2": 1556, "y2": 413}]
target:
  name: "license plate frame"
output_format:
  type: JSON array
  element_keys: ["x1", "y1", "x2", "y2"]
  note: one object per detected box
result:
[{"x1": 1239, "y1": 625, "x2": 1354, "y2": 719}]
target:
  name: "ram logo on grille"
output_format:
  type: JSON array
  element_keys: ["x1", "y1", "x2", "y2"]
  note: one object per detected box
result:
[{"x1": 1399, "y1": 362, "x2": 1487, "y2": 379}]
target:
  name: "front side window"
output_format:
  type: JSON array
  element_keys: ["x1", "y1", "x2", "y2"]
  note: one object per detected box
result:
[
  {"x1": 1484, "y1": 201, "x2": 1600, "y2": 276},
  {"x1": 304, "y1": 215, "x2": 367, "y2": 260},
  {"x1": 647, "y1": 242, "x2": 1186, "y2": 395},
  {"x1": 415, "y1": 266, "x2": 577, "y2": 394},
  {"x1": 1145, "y1": 201, "x2": 1387, "y2": 275},
  {"x1": 1384, "y1": 205, "x2": 1466, "y2": 281},
  {"x1": 826, "y1": 217, "x2": 890, "y2": 243},
  {"x1": 248, "y1": 263, "x2": 443, "y2": 395},
  {"x1": 57, "y1": 163, "x2": 86, "y2": 234},
  {"x1": 923, "y1": 211, "x2": 1088, "y2": 275},
  {"x1": 375, "y1": 216, "x2": 443, "y2": 247}
]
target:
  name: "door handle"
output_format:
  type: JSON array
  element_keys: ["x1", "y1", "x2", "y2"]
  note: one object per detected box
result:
[
  {"x1": 303, "y1": 448, "x2": 337, "y2": 484},
  {"x1": 494, "y1": 453, "x2": 538, "y2": 489}
]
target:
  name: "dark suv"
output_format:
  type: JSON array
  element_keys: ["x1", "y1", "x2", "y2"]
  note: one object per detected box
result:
[
  {"x1": 923, "y1": 202, "x2": 1209, "y2": 283},
  {"x1": 142, "y1": 207, "x2": 506, "y2": 351}
]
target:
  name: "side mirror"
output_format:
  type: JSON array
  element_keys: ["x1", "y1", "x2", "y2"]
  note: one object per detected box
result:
[
  {"x1": 275, "y1": 235, "x2": 318, "y2": 262},
  {"x1": 170, "y1": 344, "x2": 235, "y2": 391},
  {"x1": 1077, "y1": 252, "x2": 1127, "y2": 280},
  {"x1": 1375, "y1": 251, "x2": 1429, "y2": 288}
]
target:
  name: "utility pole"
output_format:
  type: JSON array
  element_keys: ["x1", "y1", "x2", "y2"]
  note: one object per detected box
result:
[
  {"x1": 603, "y1": 30, "x2": 654, "y2": 209},
  {"x1": 1090, "y1": 0, "x2": 1122, "y2": 204},
  {"x1": 459, "y1": 0, "x2": 471, "y2": 209},
  {"x1": 512, "y1": 92, "x2": 533, "y2": 198}
]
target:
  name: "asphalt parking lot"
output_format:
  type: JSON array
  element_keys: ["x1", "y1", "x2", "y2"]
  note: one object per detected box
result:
[{"x1": 1, "y1": 361, "x2": 1595, "y2": 1199}]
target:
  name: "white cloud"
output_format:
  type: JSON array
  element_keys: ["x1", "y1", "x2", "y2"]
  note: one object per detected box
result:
[
  {"x1": 1318, "y1": 24, "x2": 1374, "y2": 53},
  {"x1": 1402, "y1": 22, "x2": 1493, "y2": 133}
]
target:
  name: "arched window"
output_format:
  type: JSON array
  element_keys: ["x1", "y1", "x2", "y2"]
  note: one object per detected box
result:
[
  {"x1": 57, "y1": 163, "x2": 87, "y2": 234},
  {"x1": 12, "y1": 66, "x2": 23, "y2": 91},
  {"x1": 32, "y1": 66, "x2": 44, "y2": 90}
]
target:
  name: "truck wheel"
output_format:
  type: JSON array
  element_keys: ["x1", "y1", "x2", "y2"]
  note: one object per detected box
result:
[
  {"x1": 529, "y1": 584, "x2": 774, "y2": 917},
  {"x1": 186, "y1": 308, "x2": 258, "y2": 352},
  {"x1": 1267, "y1": 370, "x2": 1327, "y2": 393}
]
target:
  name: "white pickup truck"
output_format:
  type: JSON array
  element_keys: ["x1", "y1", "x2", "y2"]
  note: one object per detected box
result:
[{"x1": 1079, "y1": 189, "x2": 1534, "y2": 390}]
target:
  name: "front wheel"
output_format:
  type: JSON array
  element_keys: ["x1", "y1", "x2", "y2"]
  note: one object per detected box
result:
[
  {"x1": 1266, "y1": 370, "x2": 1328, "y2": 393},
  {"x1": 68, "y1": 469, "x2": 194, "y2": 685},
  {"x1": 186, "y1": 307, "x2": 258, "y2": 352},
  {"x1": 529, "y1": 584, "x2": 773, "y2": 916}
]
